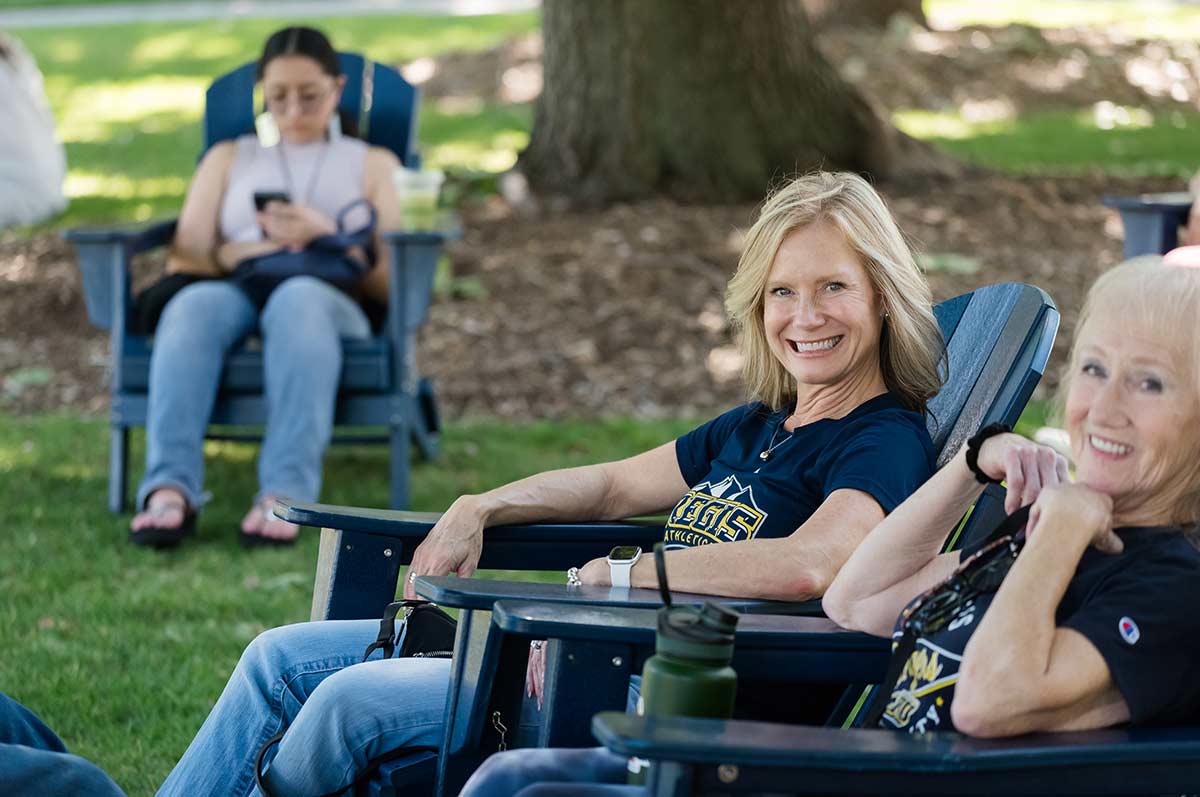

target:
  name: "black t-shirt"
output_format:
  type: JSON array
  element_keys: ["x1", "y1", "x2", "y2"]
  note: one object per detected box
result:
[
  {"x1": 667, "y1": 394, "x2": 935, "y2": 549},
  {"x1": 879, "y1": 515, "x2": 1200, "y2": 734}
]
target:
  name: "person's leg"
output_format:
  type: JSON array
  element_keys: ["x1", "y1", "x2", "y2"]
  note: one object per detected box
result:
[
  {"x1": 0, "y1": 692, "x2": 125, "y2": 797},
  {"x1": 157, "y1": 618, "x2": 380, "y2": 797},
  {"x1": 249, "y1": 277, "x2": 371, "y2": 539},
  {"x1": 0, "y1": 691, "x2": 67, "y2": 751},
  {"x1": 261, "y1": 656, "x2": 452, "y2": 796},
  {"x1": 0, "y1": 744, "x2": 127, "y2": 797},
  {"x1": 135, "y1": 281, "x2": 258, "y2": 514},
  {"x1": 461, "y1": 747, "x2": 632, "y2": 797}
]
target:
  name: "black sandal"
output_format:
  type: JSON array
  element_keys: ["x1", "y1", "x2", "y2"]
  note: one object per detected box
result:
[{"x1": 130, "y1": 500, "x2": 197, "y2": 549}]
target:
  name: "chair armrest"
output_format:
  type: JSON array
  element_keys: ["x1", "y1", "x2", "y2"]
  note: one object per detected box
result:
[
  {"x1": 493, "y1": 602, "x2": 881, "y2": 682},
  {"x1": 1101, "y1": 192, "x2": 1192, "y2": 259},
  {"x1": 64, "y1": 219, "x2": 178, "y2": 331},
  {"x1": 380, "y1": 214, "x2": 463, "y2": 337},
  {"x1": 593, "y1": 713, "x2": 1200, "y2": 795},
  {"x1": 278, "y1": 498, "x2": 667, "y2": 570},
  {"x1": 492, "y1": 602, "x2": 868, "y2": 643},
  {"x1": 64, "y1": 218, "x2": 178, "y2": 251},
  {"x1": 283, "y1": 496, "x2": 669, "y2": 620}
]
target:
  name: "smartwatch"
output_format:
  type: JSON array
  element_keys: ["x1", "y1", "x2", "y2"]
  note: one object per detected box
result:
[{"x1": 606, "y1": 545, "x2": 642, "y2": 588}]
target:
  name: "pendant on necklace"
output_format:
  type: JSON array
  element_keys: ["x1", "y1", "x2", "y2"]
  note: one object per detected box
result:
[{"x1": 759, "y1": 450, "x2": 770, "y2": 461}]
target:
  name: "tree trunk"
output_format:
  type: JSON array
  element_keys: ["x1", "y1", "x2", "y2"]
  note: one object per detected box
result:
[
  {"x1": 803, "y1": 0, "x2": 926, "y2": 30},
  {"x1": 518, "y1": 0, "x2": 902, "y2": 203}
]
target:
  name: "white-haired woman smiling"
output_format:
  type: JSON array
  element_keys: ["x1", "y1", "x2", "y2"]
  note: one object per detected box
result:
[{"x1": 460, "y1": 255, "x2": 1200, "y2": 796}]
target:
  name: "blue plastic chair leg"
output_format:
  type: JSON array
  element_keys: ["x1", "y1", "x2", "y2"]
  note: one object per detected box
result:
[
  {"x1": 390, "y1": 419, "x2": 411, "y2": 510},
  {"x1": 109, "y1": 425, "x2": 129, "y2": 513}
]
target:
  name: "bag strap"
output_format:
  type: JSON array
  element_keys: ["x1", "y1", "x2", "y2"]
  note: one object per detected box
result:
[
  {"x1": 253, "y1": 597, "x2": 436, "y2": 797},
  {"x1": 310, "y1": 198, "x2": 377, "y2": 253},
  {"x1": 362, "y1": 600, "x2": 408, "y2": 660}
]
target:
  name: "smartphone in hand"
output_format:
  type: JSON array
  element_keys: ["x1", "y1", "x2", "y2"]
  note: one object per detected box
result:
[{"x1": 253, "y1": 191, "x2": 291, "y2": 211}]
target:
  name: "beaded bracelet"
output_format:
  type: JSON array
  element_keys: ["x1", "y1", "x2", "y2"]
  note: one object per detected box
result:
[{"x1": 965, "y1": 423, "x2": 1011, "y2": 484}]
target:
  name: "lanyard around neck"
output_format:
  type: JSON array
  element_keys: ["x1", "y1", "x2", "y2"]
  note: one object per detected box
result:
[{"x1": 275, "y1": 141, "x2": 330, "y2": 208}]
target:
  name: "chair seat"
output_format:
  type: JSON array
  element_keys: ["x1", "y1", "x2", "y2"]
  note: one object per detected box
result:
[{"x1": 119, "y1": 335, "x2": 393, "y2": 393}]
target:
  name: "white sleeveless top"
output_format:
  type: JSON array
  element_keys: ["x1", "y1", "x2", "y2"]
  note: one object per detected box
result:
[{"x1": 220, "y1": 134, "x2": 370, "y2": 243}]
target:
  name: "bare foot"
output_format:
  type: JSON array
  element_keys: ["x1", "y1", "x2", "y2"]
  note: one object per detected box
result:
[
  {"x1": 131, "y1": 487, "x2": 188, "y2": 532},
  {"x1": 241, "y1": 496, "x2": 299, "y2": 543}
]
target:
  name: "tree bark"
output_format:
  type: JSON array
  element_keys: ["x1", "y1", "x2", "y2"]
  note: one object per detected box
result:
[{"x1": 518, "y1": 0, "x2": 903, "y2": 203}]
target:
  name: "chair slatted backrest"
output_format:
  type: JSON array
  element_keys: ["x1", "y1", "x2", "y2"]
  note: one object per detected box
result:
[{"x1": 201, "y1": 52, "x2": 420, "y2": 166}]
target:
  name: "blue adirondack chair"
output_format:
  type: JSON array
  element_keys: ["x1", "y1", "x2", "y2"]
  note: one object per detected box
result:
[
  {"x1": 1102, "y1": 191, "x2": 1191, "y2": 258},
  {"x1": 278, "y1": 281, "x2": 1059, "y2": 797},
  {"x1": 593, "y1": 709, "x2": 1200, "y2": 794},
  {"x1": 64, "y1": 52, "x2": 452, "y2": 513}
]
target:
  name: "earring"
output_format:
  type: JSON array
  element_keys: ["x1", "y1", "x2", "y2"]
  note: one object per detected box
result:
[{"x1": 328, "y1": 113, "x2": 342, "y2": 141}]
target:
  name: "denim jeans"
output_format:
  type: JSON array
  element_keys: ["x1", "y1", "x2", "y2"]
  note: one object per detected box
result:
[
  {"x1": 159, "y1": 621, "x2": 645, "y2": 797},
  {"x1": 157, "y1": 619, "x2": 451, "y2": 797},
  {"x1": 461, "y1": 747, "x2": 643, "y2": 797},
  {"x1": 0, "y1": 691, "x2": 126, "y2": 797},
  {"x1": 137, "y1": 276, "x2": 371, "y2": 510}
]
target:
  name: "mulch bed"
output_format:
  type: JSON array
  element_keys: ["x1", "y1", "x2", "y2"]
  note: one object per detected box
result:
[{"x1": 2, "y1": 20, "x2": 1192, "y2": 420}]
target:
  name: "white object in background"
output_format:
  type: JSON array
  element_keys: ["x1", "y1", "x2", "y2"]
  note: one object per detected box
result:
[
  {"x1": 393, "y1": 167, "x2": 445, "y2": 230},
  {"x1": 1033, "y1": 426, "x2": 1073, "y2": 461},
  {"x1": 0, "y1": 32, "x2": 67, "y2": 229}
]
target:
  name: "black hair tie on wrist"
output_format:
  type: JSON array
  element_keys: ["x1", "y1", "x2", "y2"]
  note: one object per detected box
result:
[{"x1": 965, "y1": 423, "x2": 1012, "y2": 485}]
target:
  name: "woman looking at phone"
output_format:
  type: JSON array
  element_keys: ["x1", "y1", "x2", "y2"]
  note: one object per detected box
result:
[{"x1": 128, "y1": 26, "x2": 402, "y2": 547}]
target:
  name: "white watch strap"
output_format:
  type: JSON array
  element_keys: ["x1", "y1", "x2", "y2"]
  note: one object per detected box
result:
[{"x1": 609, "y1": 560, "x2": 632, "y2": 588}]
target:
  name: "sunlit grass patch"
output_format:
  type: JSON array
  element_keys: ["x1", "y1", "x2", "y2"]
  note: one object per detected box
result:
[
  {"x1": 13, "y1": 13, "x2": 539, "y2": 231},
  {"x1": 926, "y1": 0, "x2": 1200, "y2": 40},
  {"x1": 894, "y1": 106, "x2": 1200, "y2": 177}
]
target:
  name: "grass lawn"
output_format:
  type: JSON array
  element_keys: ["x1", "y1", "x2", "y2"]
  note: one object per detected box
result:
[
  {"x1": 0, "y1": 403, "x2": 1052, "y2": 793},
  {"x1": 13, "y1": 13, "x2": 538, "y2": 229},
  {"x1": 0, "y1": 412, "x2": 698, "y2": 794}
]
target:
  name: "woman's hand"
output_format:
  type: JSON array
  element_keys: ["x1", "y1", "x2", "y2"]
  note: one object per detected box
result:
[
  {"x1": 1027, "y1": 482, "x2": 1120, "y2": 554},
  {"x1": 576, "y1": 557, "x2": 610, "y2": 587},
  {"x1": 258, "y1": 201, "x2": 336, "y2": 251},
  {"x1": 526, "y1": 641, "x2": 547, "y2": 709},
  {"x1": 403, "y1": 496, "x2": 487, "y2": 600},
  {"x1": 974, "y1": 433, "x2": 1070, "y2": 514}
]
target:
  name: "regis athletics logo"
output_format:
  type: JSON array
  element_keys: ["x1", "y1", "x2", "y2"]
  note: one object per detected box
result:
[{"x1": 662, "y1": 475, "x2": 766, "y2": 548}]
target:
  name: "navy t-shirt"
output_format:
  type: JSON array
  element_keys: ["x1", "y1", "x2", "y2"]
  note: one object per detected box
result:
[
  {"x1": 880, "y1": 516, "x2": 1200, "y2": 734},
  {"x1": 665, "y1": 394, "x2": 935, "y2": 550}
]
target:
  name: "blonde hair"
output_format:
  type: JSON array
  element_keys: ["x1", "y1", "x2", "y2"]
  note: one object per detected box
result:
[
  {"x1": 725, "y1": 171, "x2": 944, "y2": 413},
  {"x1": 1059, "y1": 256, "x2": 1200, "y2": 529}
]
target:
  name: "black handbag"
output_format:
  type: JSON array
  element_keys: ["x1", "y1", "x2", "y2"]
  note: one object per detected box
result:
[
  {"x1": 234, "y1": 198, "x2": 377, "y2": 308},
  {"x1": 253, "y1": 600, "x2": 457, "y2": 797},
  {"x1": 130, "y1": 272, "x2": 216, "y2": 334}
]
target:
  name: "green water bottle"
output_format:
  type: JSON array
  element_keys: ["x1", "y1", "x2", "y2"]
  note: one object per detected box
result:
[{"x1": 629, "y1": 544, "x2": 739, "y2": 784}]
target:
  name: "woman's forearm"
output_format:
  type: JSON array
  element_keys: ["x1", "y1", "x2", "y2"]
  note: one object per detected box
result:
[
  {"x1": 472, "y1": 443, "x2": 686, "y2": 529},
  {"x1": 215, "y1": 240, "x2": 279, "y2": 272},
  {"x1": 954, "y1": 514, "x2": 1089, "y2": 726},
  {"x1": 824, "y1": 447, "x2": 982, "y2": 620},
  {"x1": 626, "y1": 538, "x2": 825, "y2": 600}
]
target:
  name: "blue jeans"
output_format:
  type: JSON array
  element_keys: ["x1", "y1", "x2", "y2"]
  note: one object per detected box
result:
[
  {"x1": 137, "y1": 276, "x2": 371, "y2": 510},
  {"x1": 0, "y1": 691, "x2": 126, "y2": 797},
  {"x1": 158, "y1": 619, "x2": 451, "y2": 797},
  {"x1": 159, "y1": 622, "x2": 645, "y2": 797},
  {"x1": 461, "y1": 747, "x2": 642, "y2": 797}
]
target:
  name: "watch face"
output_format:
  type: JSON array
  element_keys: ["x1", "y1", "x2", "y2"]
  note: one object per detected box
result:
[{"x1": 608, "y1": 545, "x2": 641, "y2": 562}]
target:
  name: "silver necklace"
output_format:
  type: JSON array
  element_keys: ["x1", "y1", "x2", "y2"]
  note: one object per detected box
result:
[
  {"x1": 275, "y1": 140, "x2": 330, "y2": 207},
  {"x1": 759, "y1": 417, "x2": 795, "y2": 461}
]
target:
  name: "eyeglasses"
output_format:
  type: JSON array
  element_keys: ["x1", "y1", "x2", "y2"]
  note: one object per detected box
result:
[
  {"x1": 264, "y1": 86, "x2": 334, "y2": 115},
  {"x1": 903, "y1": 533, "x2": 1024, "y2": 638}
]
